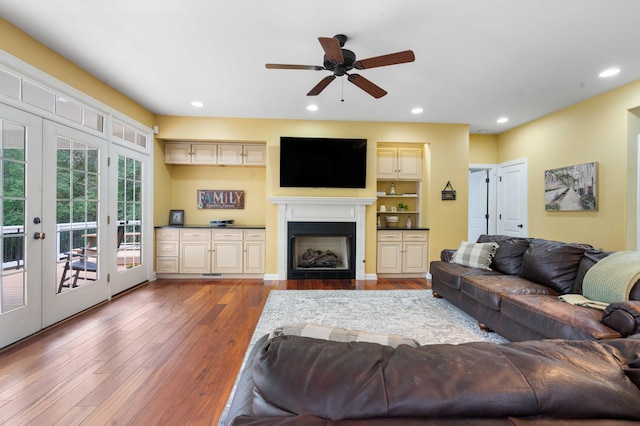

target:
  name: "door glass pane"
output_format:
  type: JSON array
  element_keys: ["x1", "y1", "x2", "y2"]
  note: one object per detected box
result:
[
  {"x1": 1, "y1": 120, "x2": 26, "y2": 313},
  {"x1": 117, "y1": 155, "x2": 142, "y2": 271},
  {"x1": 56, "y1": 137, "x2": 100, "y2": 293}
]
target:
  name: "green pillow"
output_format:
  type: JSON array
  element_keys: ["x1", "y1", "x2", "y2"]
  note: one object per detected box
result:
[{"x1": 450, "y1": 241, "x2": 499, "y2": 270}]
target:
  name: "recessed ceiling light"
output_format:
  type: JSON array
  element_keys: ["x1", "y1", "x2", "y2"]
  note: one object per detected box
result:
[
  {"x1": 497, "y1": 117, "x2": 509, "y2": 124},
  {"x1": 411, "y1": 107, "x2": 423, "y2": 114},
  {"x1": 306, "y1": 104, "x2": 318, "y2": 111},
  {"x1": 191, "y1": 101, "x2": 204, "y2": 107},
  {"x1": 599, "y1": 67, "x2": 620, "y2": 78}
]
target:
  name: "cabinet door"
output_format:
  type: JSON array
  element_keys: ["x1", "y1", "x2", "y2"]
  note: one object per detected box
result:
[
  {"x1": 191, "y1": 144, "x2": 218, "y2": 164},
  {"x1": 217, "y1": 144, "x2": 244, "y2": 165},
  {"x1": 397, "y1": 148, "x2": 422, "y2": 179},
  {"x1": 243, "y1": 144, "x2": 267, "y2": 166},
  {"x1": 402, "y1": 241, "x2": 428, "y2": 273},
  {"x1": 377, "y1": 242, "x2": 403, "y2": 273},
  {"x1": 179, "y1": 241, "x2": 211, "y2": 273},
  {"x1": 376, "y1": 148, "x2": 397, "y2": 180},
  {"x1": 212, "y1": 241, "x2": 243, "y2": 273},
  {"x1": 244, "y1": 241, "x2": 265, "y2": 274},
  {"x1": 165, "y1": 142, "x2": 192, "y2": 164}
]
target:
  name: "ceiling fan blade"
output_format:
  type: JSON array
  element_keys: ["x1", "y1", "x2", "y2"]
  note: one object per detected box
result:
[
  {"x1": 354, "y1": 50, "x2": 415, "y2": 70},
  {"x1": 307, "y1": 75, "x2": 336, "y2": 96},
  {"x1": 318, "y1": 37, "x2": 344, "y2": 63},
  {"x1": 266, "y1": 64, "x2": 324, "y2": 71},
  {"x1": 347, "y1": 74, "x2": 387, "y2": 98}
]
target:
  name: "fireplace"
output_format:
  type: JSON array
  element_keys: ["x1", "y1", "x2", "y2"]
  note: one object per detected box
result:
[
  {"x1": 268, "y1": 196, "x2": 376, "y2": 280},
  {"x1": 288, "y1": 222, "x2": 356, "y2": 279}
]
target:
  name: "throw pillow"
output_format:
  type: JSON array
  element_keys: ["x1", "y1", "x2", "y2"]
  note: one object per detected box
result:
[
  {"x1": 450, "y1": 241, "x2": 499, "y2": 270},
  {"x1": 476, "y1": 234, "x2": 530, "y2": 275},
  {"x1": 269, "y1": 323, "x2": 420, "y2": 348}
]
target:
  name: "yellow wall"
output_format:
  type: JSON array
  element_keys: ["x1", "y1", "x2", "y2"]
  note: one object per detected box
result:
[
  {"x1": 154, "y1": 116, "x2": 470, "y2": 275},
  {"x1": 497, "y1": 80, "x2": 640, "y2": 251},
  {"x1": 0, "y1": 19, "x2": 153, "y2": 127},
  {"x1": 469, "y1": 134, "x2": 498, "y2": 164}
]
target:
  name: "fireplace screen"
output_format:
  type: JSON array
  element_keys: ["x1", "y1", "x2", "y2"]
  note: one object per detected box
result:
[
  {"x1": 287, "y1": 221, "x2": 356, "y2": 279},
  {"x1": 294, "y1": 236, "x2": 349, "y2": 270}
]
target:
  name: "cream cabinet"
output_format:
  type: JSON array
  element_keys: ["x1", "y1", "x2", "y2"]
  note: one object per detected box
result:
[
  {"x1": 164, "y1": 141, "x2": 265, "y2": 166},
  {"x1": 155, "y1": 227, "x2": 265, "y2": 277},
  {"x1": 377, "y1": 230, "x2": 429, "y2": 276},
  {"x1": 165, "y1": 142, "x2": 218, "y2": 165},
  {"x1": 377, "y1": 147, "x2": 422, "y2": 180},
  {"x1": 179, "y1": 229, "x2": 212, "y2": 273},
  {"x1": 211, "y1": 229, "x2": 243, "y2": 273},
  {"x1": 217, "y1": 144, "x2": 267, "y2": 166},
  {"x1": 155, "y1": 228, "x2": 180, "y2": 273},
  {"x1": 243, "y1": 229, "x2": 266, "y2": 274}
]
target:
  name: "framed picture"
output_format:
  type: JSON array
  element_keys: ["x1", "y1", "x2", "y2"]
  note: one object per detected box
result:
[
  {"x1": 169, "y1": 209, "x2": 185, "y2": 225},
  {"x1": 545, "y1": 162, "x2": 597, "y2": 211}
]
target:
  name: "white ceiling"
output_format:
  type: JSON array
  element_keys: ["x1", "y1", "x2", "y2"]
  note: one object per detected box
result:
[{"x1": 1, "y1": 0, "x2": 639, "y2": 134}]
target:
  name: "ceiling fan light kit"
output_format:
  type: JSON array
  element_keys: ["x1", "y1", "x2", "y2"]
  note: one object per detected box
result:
[{"x1": 266, "y1": 34, "x2": 415, "y2": 99}]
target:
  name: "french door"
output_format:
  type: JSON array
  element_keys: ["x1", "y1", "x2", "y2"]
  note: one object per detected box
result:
[
  {"x1": 0, "y1": 104, "x2": 43, "y2": 348},
  {"x1": 41, "y1": 120, "x2": 109, "y2": 327}
]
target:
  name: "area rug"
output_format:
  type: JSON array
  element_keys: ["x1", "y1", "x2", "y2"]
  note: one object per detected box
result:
[{"x1": 219, "y1": 289, "x2": 508, "y2": 424}]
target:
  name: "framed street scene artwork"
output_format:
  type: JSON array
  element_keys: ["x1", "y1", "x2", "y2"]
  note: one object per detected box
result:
[{"x1": 545, "y1": 162, "x2": 597, "y2": 211}]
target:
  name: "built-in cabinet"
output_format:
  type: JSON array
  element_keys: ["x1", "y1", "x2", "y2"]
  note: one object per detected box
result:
[
  {"x1": 377, "y1": 230, "x2": 429, "y2": 276},
  {"x1": 164, "y1": 142, "x2": 266, "y2": 166},
  {"x1": 376, "y1": 147, "x2": 422, "y2": 180},
  {"x1": 155, "y1": 227, "x2": 265, "y2": 277},
  {"x1": 376, "y1": 146, "x2": 422, "y2": 229}
]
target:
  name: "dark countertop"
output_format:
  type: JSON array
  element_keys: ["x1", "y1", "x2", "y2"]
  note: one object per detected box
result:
[
  {"x1": 155, "y1": 225, "x2": 266, "y2": 229},
  {"x1": 377, "y1": 227, "x2": 430, "y2": 231}
]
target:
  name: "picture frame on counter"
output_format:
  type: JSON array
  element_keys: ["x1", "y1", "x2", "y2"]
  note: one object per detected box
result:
[{"x1": 169, "y1": 209, "x2": 185, "y2": 226}]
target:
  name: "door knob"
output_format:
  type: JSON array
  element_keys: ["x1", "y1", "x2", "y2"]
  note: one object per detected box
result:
[
  {"x1": 517, "y1": 224, "x2": 524, "y2": 228},
  {"x1": 33, "y1": 232, "x2": 46, "y2": 240}
]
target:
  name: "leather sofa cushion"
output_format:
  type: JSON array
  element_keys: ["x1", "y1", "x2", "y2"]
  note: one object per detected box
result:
[
  {"x1": 501, "y1": 294, "x2": 621, "y2": 341},
  {"x1": 430, "y1": 261, "x2": 500, "y2": 291},
  {"x1": 251, "y1": 335, "x2": 640, "y2": 421},
  {"x1": 572, "y1": 249, "x2": 611, "y2": 294},
  {"x1": 477, "y1": 235, "x2": 530, "y2": 275},
  {"x1": 461, "y1": 275, "x2": 557, "y2": 311},
  {"x1": 520, "y1": 239, "x2": 591, "y2": 294}
]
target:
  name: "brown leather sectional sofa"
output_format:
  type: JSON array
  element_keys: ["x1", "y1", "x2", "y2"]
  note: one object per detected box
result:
[
  {"x1": 225, "y1": 334, "x2": 640, "y2": 424},
  {"x1": 430, "y1": 235, "x2": 640, "y2": 342}
]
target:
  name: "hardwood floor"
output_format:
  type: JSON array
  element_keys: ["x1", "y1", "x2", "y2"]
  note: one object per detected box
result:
[{"x1": 0, "y1": 278, "x2": 430, "y2": 425}]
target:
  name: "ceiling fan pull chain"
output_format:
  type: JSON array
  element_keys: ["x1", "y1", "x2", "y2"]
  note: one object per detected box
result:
[{"x1": 341, "y1": 77, "x2": 345, "y2": 102}]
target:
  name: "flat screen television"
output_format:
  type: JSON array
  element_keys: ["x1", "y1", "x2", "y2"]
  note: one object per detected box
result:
[{"x1": 280, "y1": 137, "x2": 367, "y2": 188}]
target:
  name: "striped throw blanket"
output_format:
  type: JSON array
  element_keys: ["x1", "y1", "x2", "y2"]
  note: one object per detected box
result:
[{"x1": 583, "y1": 251, "x2": 640, "y2": 304}]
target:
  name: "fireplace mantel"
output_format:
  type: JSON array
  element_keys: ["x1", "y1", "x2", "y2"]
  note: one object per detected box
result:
[{"x1": 268, "y1": 196, "x2": 376, "y2": 280}]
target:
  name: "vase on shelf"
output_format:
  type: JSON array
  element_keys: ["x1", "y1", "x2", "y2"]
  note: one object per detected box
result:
[{"x1": 389, "y1": 183, "x2": 396, "y2": 195}]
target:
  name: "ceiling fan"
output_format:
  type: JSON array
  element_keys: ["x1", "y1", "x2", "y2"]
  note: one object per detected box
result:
[{"x1": 266, "y1": 34, "x2": 415, "y2": 99}]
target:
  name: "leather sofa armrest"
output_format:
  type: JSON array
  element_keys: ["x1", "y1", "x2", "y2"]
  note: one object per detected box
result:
[
  {"x1": 440, "y1": 249, "x2": 456, "y2": 262},
  {"x1": 602, "y1": 301, "x2": 640, "y2": 337}
]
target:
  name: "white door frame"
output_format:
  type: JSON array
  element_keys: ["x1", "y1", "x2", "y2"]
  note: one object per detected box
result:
[{"x1": 468, "y1": 164, "x2": 497, "y2": 239}]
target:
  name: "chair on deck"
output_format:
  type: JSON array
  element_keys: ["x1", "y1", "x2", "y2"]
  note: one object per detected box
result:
[{"x1": 58, "y1": 225, "x2": 125, "y2": 293}]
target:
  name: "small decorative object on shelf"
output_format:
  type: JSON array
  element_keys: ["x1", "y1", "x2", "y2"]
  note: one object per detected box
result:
[
  {"x1": 377, "y1": 216, "x2": 382, "y2": 227},
  {"x1": 390, "y1": 183, "x2": 396, "y2": 195},
  {"x1": 398, "y1": 202, "x2": 408, "y2": 211},
  {"x1": 406, "y1": 216, "x2": 412, "y2": 228}
]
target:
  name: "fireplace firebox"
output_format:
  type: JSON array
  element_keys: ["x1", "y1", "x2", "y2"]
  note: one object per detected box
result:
[{"x1": 287, "y1": 222, "x2": 356, "y2": 279}]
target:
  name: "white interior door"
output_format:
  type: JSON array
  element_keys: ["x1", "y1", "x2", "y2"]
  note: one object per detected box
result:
[
  {"x1": 41, "y1": 120, "x2": 109, "y2": 327},
  {"x1": 497, "y1": 158, "x2": 528, "y2": 237},
  {"x1": 468, "y1": 169, "x2": 488, "y2": 242},
  {"x1": 0, "y1": 104, "x2": 43, "y2": 348}
]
